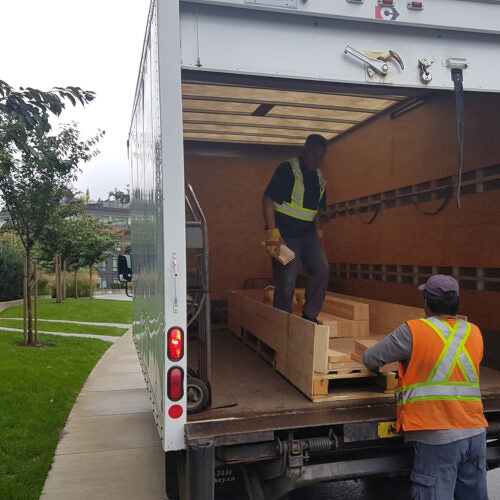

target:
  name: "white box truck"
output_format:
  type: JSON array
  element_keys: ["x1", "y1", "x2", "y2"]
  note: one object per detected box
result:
[{"x1": 128, "y1": 1, "x2": 500, "y2": 498}]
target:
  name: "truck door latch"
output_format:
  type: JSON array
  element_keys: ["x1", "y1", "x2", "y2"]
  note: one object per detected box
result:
[
  {"x1": 418, "y1": 57, "x2": 433, "y2": 83},
  {"x1": 172, "y1": 253, "x2": 179, "y2": 313},
  {"x1": 344, "y1": 46, "x2": 404, "y2": 77}
]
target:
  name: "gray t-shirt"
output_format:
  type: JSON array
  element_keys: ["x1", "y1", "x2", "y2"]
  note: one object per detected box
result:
[{"x1": 363, "y1": 320, "x2": 485, "y2": 445}]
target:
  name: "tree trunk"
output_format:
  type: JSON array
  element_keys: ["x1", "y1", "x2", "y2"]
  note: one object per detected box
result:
[
  {"x1": 89, "y1": 266, "x2": 93, "y2": 299},
  {"x1": 23, "y1": 256, "x2": 28, "y2": 345},
  {"x1": 55, "y1": 253, "x2": 62, "y2": 303},
  {"x1": 74, "y1": 269, "x2": 78, "y2": 299},
  {"x1": 63, "y1": 259, "x2": 67, "y2": 300},
  {"x1": 26, "y1": 247, "x2": 34, "y2": 345},
  {"x1": 34, "y1": 260, "x2": 38, "y2": 344}
]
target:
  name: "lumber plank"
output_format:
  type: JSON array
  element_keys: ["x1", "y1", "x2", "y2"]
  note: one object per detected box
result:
[
  {"x1": 323, "y1": 295, "x2": 369, "y2": 320},
  {"x1": 236, "y1": 292, "x2": 289, "y2": 372},
  {"x1": 313, "y1": 378, "x2": 329, "y2": 396},
  {"x1": 353, "y1": 320, "x2": 370, "y2": 337},
  {"x1": 326, "y1": 292, "x2": 425, "y2": 335},
  {"x1": 328, "y1": 349, "x2": 351, "y2": 363},
  {"x1": 375, "y1": 371, "x2": 398, "y2": 391},
  {"x1": 285, "y1": 314, "x2": 317, "y2": 397},
  {"x1": 312, "y1": 390, "x2": 394, "y2": 403},
  {"x1": 313, "y1": 324, "x2": 330, "y2": 373}
]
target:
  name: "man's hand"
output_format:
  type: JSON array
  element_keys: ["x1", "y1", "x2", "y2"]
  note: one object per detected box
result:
[{"x1": 265, "y1": 228, "x2": 281, "y2": 258}]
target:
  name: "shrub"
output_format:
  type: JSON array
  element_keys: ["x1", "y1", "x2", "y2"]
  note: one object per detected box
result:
[
  {"x1": 0, "y1": 237, "x2": 24, "y2": 301},
  {"x1": 37, "y1": 270, "x2": 99, "y2": 299}
]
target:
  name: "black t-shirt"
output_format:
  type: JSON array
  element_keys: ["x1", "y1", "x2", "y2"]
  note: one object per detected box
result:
[{"x1": 264, "y1": 159, "x2": 326, "y2": 237}]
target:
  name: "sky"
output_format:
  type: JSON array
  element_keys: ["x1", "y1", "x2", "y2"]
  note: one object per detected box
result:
[{"x1": 1, "y1": 0, "x2": 151, "y2": 201}]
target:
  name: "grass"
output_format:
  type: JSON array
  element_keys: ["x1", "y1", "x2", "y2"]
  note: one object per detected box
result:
[
  {"x1": 0, "y1": 298, "x2": 133, "y2": 324},
  {"x1": 0, "y1": 331, "x2": 112, "y2": 499},
  {"x1": 0, "y1": 319, "x2": 127, "y2": 336}
]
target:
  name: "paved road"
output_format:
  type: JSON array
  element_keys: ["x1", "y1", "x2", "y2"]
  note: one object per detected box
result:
[{"x1": 287, "y1": 468, "x2": 500, "y2": 499}]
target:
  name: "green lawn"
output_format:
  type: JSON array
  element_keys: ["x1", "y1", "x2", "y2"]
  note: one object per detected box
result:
[
  {"x1": 0, "y1": 319, "x2": 127, "y2": 336},
  {"x1": 0, "y1": 298, "x2": 133, "y2": 324},
  {"x1": 0, "y1": 332, "x2": 112, "y2": 499}
]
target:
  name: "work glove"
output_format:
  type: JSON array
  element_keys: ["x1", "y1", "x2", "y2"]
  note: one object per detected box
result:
[
  {"x1": 317, "y1": 229, "x2": 324, "y2": 239},
  {"x1": 264, "y1": 228, "x2": 281, "y2": 258}
]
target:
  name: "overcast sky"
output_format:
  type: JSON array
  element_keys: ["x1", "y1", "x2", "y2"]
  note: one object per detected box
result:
[{"x1": 1, "y1": 0, "x2": 151, "y2": 200}]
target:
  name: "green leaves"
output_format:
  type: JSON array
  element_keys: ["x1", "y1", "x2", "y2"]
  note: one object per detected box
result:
[
  {"x1": 0, "y1": 81, "x2": 102, "y2": 253},
  {"x1": 1, "y1": 81, "x2": 96, "y2": 133}
]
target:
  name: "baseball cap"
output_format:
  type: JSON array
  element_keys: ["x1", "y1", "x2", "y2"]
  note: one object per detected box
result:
[{"x1": 418, "y1": 274, "x2": 459, "y2": 296}]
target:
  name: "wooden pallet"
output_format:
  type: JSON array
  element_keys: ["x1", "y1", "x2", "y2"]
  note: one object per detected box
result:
[{"x1": 228, "y1": 289, "x2": 421, "y2": 402}]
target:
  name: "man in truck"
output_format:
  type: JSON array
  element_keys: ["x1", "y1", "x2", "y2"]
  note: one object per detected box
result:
[
  {"x1": 363, "y1": 274, "x2": 488, "y2": 500},
  {"x1": 262, "y1": 134, "x2": 329, "y2": 324}
]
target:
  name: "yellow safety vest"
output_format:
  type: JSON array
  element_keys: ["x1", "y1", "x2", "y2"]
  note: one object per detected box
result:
[{"x1": 273, "y1": 157, "x2": 327, "y2": 222}]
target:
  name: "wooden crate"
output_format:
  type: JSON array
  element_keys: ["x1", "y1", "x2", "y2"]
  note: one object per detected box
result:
[{"x1": 228, "y1": 289, "x2": 418, "y2": 401}]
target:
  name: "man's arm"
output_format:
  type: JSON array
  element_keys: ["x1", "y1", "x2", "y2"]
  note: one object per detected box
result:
[
  {"x1": 314, "y1": 210, "x2": 325, "y2": 231},
  {"x1": 363, "y1": 323, "x2": 413, "y2": 369},
  {"x1": 262, "y1": 195, "x2": 276, "y2": 230}
]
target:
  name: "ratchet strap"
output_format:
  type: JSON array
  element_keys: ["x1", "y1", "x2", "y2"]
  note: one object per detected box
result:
[{"x1": 451, "y1": 68, "x2": 464, "y2": 209}]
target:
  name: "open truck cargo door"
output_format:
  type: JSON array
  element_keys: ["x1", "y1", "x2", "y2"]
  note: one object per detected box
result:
[{"x1": 129, "y1": 0, "x2": 187, "y2": 452}]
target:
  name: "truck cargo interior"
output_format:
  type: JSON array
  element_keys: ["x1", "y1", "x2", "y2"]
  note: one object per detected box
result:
[{"x1": 181, "y1": 70, "x2": 500, "y2": 421}]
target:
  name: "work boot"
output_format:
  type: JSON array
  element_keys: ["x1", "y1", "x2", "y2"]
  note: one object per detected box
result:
[{"x1": 302, "y1": 313, "x2": 322, "y2": 325}]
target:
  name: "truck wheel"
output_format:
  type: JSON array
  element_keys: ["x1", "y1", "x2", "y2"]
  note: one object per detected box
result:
[{"x1": 186, "y1": 377, "x2": 210, "y2": 414}]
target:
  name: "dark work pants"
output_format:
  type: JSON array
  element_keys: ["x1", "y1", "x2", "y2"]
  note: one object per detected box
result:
[
  {"x1": 410, "y1": 432, "x2": 488, "y2": 500},
  {"x1": 272, "y1": 232, "x2": 329, "y2": 319}
]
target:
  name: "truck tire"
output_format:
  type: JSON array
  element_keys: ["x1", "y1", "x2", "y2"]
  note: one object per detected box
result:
[{"x1": 186, "y1": 376, "x2": 210, "y2": 414}]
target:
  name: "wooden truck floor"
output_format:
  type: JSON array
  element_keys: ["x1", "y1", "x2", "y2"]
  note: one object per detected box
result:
[{"x1": 187, "y1": 329, "x2": 500, "y2": 427}]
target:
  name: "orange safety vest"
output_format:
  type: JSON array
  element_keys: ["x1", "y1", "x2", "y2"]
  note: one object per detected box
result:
[{"x1": 395, "y1": 316, "x2": 488, "y2": 433}]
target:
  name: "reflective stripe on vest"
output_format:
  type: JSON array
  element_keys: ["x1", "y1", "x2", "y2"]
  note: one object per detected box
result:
[
  {"x1": 395, "y1": 317, "x2": 481, "y2": 406},
  {"x1": 273, "y1": 157, "x2": 327, "y2": 222}
]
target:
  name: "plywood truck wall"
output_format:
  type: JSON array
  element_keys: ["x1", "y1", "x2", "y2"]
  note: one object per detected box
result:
[
  {"x1": 185, "y1": 155, "x2": 283, "y2": 299},
  {"x1": 323, "y1": 91, "x2": 500, "y2": 368}
]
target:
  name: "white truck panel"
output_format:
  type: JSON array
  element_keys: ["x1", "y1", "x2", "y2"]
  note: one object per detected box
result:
[
  {"x1": 130, "y1": 0, "x2": 187, "y2": 452},
  {"x1": 180, "y1": 2, "x2": 500, "y2": 92},
  {"x1": 183, "y1": 0, "x2": 500, "y2": 35}
]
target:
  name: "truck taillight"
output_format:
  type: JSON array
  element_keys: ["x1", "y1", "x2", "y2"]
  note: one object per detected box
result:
[
  {"x1": 168, "y1": 367, "x2": 184, "y2": 401},
  {"x1": 407, "y1": 1, "x2": 423, "y2": 9},
  {"x1": 168, "y1": 327, "x2": 184, "y2": 361},
  {"x1": 378, "y1": 0, "x2": 393, "y2": 5}
]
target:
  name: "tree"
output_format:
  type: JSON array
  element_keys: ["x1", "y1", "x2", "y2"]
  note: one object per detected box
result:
[
  {"x1": 72, "y1": 217, "x2": 120, "y2": 299},
  {"x1": 0, "y1": 80, "x2": 102, "y2": 345},
  {"x1": 37, "y1": 199, "x2": 85, "y2": 302},
  {"x1": 108, "y1": 186, "x2": 130, "y2": 204},
  {"x1": 0, "y1": 234, "x2": 24, "y2": 301}
]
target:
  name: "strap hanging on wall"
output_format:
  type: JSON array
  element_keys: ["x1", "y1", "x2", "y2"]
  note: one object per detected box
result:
[{"x1": 451, "y1": 67, "x2": 465, "y2": 209}]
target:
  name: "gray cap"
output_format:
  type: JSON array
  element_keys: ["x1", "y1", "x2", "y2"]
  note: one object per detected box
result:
[{"x1": 418, "y1": 274, "x2": 459, "y2": 296}]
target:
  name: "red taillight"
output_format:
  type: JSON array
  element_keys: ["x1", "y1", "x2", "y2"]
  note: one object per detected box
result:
[
  {"x1": 168, "y1": 404, "x2": 183, "y2": 419},
  {"x1": 408, "y1": 1, "x2": 423, "y2": 8},
  {"x1": 168, "y1": 367, "x2": 184, "y2": 401},
  {"x1": 379, "y1": 0, "x2": 393, "y2": 4},
  {"x1": 168, "y1": 327, "x2": 184, "y2": 361}
]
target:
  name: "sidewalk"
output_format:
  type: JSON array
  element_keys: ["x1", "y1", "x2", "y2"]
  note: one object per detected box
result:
[{"x1": 40, "y1": 331, "x2": 166, "y2": 500}]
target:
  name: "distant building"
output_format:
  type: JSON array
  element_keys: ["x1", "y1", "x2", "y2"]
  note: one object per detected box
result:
[
  {"x1": 86, "y1": 201, "x2": 130, "y2": 289},
  {"x1": 0, "y1": 200, "x2": 131, "y2": 289}
]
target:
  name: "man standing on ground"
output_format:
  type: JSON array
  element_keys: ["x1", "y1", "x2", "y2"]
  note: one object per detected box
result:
[
  {"x1": 363, "y1": 275, "x2": 488, "y2": 499},
  {"x1": 262, "y1": 134, "x2": 329, "y2": 324}
]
